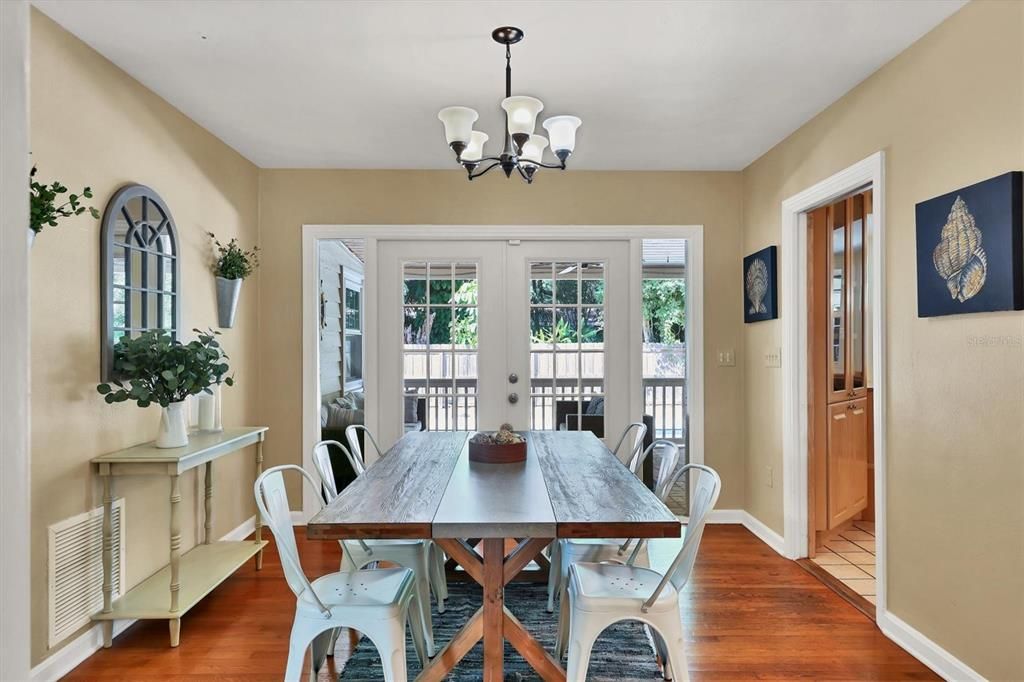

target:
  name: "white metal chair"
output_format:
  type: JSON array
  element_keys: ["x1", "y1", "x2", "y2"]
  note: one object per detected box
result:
[
  {"x1": 254, "y1": 465, "x2": 427, "y2": 682},
  {"x1": 547, "y1": 440, "x2": 680, "y2": 611},
  {"x1": 555, "y1": 463, "x2": 721, "y2": 681},
  {"x1": 312, "y1": 440, "x2": 447, "y2": 657},
  {"x1": 345, "y1": 424, "x2": 383, "y2": 470},
  {"x1": 612, "y1": 421, "x2": 648, "y2": 465}
]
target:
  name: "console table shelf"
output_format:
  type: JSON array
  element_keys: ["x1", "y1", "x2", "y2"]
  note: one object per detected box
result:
[{"x1": 91, "y1": 426, "x2": 268, "y2": 647}]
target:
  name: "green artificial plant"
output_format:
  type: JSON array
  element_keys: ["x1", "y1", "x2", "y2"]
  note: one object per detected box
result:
[
  {"x1": 208, "y1": 232, "x2": 260, "y2": 280},
  {"x1": 29, "y1": 165, "x2": 100, "y2": 234},
  {"x1": 97, "y1": 328, "x2": 233, "y2": 408}
]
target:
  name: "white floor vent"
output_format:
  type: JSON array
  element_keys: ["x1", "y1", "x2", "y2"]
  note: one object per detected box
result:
[{"x1": 48, "y1": 499, "x2": 126, "y2": 647}]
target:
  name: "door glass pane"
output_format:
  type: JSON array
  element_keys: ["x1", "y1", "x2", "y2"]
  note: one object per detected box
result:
[
  {"x1": 403, "y1": 261, "x2": 477, "y2": 431},
  {"x1": 403, "y1": 263, "x2": 427, "y2": 304},
  {"x1": 850, "y1": 194, "x2": 865, "y2": 389},
  {"x1": 831, "y1": 200, "x2": 847, "y2": 392},
  {"x1": 529, "y1": 260, "x2": 605, "y2": 435}
]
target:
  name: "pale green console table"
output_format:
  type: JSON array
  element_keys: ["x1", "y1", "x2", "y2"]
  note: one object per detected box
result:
[{"x1": 91, "y1": 426, "x2": 269, "y2": 647}]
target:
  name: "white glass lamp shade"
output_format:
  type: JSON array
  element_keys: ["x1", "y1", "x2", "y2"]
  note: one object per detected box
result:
[
  {"x1": 542, "y1": 115, "x2": 582, "y2": 156},
  {"x1": 462, "y1": 131, "x2": 489, "y2": 162},
  {"x1": 501, "y1": 96, "x2": 544, "y2": 136},
  {"x1": 437, "y1": 106, "x2": 478, "y2": 145},
  {"x1": 520, "y1": 134, "x2": 548, "y2": 166}
]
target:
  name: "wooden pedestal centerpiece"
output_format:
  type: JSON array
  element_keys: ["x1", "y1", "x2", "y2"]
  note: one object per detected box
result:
[{"x1": 469, "y1": 425, "x2": 527, "y2": 463}]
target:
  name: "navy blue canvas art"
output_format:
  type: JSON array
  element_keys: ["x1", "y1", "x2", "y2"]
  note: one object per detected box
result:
[
  {"x1": 915, "y1": 171, "x2": 1022, "y2": 317},
  {"x1": 744, "y1": 246, "x2": 777, "y2": 323}
]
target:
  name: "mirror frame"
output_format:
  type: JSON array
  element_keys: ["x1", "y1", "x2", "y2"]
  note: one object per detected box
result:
[{"x1": 100, "y1": 184, "x2": 181, "y2": 381}]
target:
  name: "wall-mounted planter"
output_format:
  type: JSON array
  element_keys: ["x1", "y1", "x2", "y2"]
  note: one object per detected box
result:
[{"x1": 216, "y1": 276, "x2": 242, "y2": 328}]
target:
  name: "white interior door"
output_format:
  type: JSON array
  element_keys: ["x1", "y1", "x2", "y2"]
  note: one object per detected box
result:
[{"x1": 377, "y1": 238, "x2": 630, "y2": 451}]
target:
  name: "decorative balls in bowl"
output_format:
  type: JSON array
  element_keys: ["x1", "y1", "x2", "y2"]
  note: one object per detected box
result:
[{"x1": 468, "y1": 424, "x2": 527, "y2": 463}]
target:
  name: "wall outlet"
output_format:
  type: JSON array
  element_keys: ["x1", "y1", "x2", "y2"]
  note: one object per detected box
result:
[
  {"x1": 765, "y1": 347, "x2": 782, "y2": 368},
  {"x1": 717, "y1": 349, "x2": 736, "y2": 366},
  {"x1": 765, "y1": 465, "x2": 774, "y2": 488}
]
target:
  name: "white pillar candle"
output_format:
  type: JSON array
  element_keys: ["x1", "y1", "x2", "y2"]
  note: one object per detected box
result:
[{"x1": 198, "y1": 391, "x2": 216, "y2": 432}]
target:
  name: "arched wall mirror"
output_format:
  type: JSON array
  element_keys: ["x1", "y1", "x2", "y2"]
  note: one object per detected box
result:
[{"x1": 100, "y1": 184, "x2": 181, "y2": 380}]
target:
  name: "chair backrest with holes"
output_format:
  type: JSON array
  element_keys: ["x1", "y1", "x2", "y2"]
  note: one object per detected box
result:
[
  {"x1": 254, "y1": 465, "x2": 323, "y2": 601},
  {"x1": 664, "y1": 464, "x2": 721, "y2": 592},
  {"x1": 652, "y1": 441, "x2": 681, "y2": 501}
]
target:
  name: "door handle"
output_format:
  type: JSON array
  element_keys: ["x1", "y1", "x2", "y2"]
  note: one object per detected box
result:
[
  {"x1": 508, "y1": 373, "x2": 519, "y2": 384},
  {"x1": 508, "y1": 392, "x2": 519, "y2": 404}
]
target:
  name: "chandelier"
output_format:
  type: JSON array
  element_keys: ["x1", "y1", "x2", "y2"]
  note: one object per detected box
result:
[{"x1": 437, "y1": 27, "x2": 582, "y2": 183}]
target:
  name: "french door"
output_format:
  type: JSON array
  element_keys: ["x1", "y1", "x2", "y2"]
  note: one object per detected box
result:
[{"x1": 377, "y1": 239, "x2": 630, "y2": 449}]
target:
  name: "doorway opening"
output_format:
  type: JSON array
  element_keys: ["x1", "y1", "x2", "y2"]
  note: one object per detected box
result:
[
  {"x1": 641, "y1": 239, "x2": 689, "y2": 515},
  {"x1": 779, "y1": 151, "x2": 887, "y2": 622},
  {"x1": 302, "y1": 226, "x2": 705, "y2": 521},
  {"x1": 801, "y1": 189, "x2": 878, "y2": 616}
]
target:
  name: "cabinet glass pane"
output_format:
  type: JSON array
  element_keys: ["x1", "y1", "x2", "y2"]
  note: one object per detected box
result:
[
  {"x1": 831, "y1": 200, "x2": 847, "y2": 392},
  {"x1": 850, "y1": 194, "x2": 865, "y2": 389}
]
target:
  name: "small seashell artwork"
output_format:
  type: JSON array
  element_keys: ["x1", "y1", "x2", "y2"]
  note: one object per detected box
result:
[
  {"x1": 746, "y1": 258, "x2": 769, "y2": 314},
  {"x1": 743, "y1": 245, "x2": 778, "y2": 323},
  {"x1": 932, "y1": 196, "x2": 987, "y2": 302}
]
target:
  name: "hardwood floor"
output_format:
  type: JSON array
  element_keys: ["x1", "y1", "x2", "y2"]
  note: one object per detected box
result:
[{"x1": 63, "y1": 525, "x2": 937, "y2": 680}]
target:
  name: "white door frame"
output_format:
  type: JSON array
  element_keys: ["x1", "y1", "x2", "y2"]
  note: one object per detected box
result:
[
  {"x1": 779, "y1": 152, "x2": 886, "y2": 616},
  {"x1": 0, "y1": 1, "x2": 32, "y2": 679},
  {"x1": 301, "y1": 225, "x2": 704, "y2": 521}
]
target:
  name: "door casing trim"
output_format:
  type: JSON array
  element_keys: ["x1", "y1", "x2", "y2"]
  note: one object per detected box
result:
[
  {"x1": 778, "y1": 152, "x2": 887, "y2": 616},
  {"x1": 301, "y1": 225, "x2": 704, "y2": 520}
]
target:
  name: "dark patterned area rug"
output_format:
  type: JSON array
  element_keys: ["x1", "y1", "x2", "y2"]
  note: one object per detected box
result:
[{"x1": 339, "y1": 581, "x2": 664, "y2": 681}]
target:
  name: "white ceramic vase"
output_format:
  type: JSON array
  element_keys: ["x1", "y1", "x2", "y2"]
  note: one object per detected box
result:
[
  {"x1": 28, "y1": 227, "x2": 36, "y2": 248},
  {"x1": 156, "y1": 400, "x2": 189, "y2": 448}
]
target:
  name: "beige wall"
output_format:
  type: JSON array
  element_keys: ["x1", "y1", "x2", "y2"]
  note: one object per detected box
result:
[
  {"x1": 258, "y1": 170, "x2": 746, "y2": 507},
  {"x1": 741, "y1": 1, "x2": 1023, "y2": 678},
  {"x1": 29, "y1": 12, "x2": 261, "y2": 666}
]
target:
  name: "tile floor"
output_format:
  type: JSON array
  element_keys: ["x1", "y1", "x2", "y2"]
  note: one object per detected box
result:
[{"x1": 810, "y1": 520, "x2": 876, "y2": 604}]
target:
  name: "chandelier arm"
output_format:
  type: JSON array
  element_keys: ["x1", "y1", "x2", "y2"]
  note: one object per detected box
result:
[
  {"x1": 467, "y1": 161, "x2": 503, "y2": 180},
  {"x1": 531, "y1": 160, "x2": 568, "y2": 170}
]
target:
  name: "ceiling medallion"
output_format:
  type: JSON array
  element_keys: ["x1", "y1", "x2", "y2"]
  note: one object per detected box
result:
[{"x1": 438, "y1": 27, "x2": 582, "y2": 183}]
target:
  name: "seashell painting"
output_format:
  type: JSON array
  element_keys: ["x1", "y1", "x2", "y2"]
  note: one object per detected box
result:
[
  {"x1": 746, "y1": 258, "x2": 769, "y2": 314},
  {"x1": 915, "y1": 171, "x2": 1023, "y2": 317},
  {"x1": 743, "y1": 246, "x2": 778, "y2": 323},
  {"x1": 932, "y1": 196, "x2": 987, "y2": 302}
]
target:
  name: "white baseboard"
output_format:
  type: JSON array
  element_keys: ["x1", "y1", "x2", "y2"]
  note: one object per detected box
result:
[
  {"x1": 737, "y1": 511, "x2": 787, "y2": 557},
  {"x1": 705, "y1": 509, "x2": 787, "y2": 557},
  {"x1": 706, "y1": 509, "x2": 745, "y2": 524},
  {"x1": 30, "y1": 512, "x2": 284, "y2": 682},
  {"x1": 877, "y1": 611, "x2": 985, "y2": 682}
]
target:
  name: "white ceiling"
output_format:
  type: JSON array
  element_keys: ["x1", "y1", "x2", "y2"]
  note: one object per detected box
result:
[{"x1": 33, "y1": 0, "x2": 965, "y2": 170}]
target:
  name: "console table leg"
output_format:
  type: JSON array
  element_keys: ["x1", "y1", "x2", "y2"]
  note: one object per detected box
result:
[
  {"x1": 101, "y1": 474, "x2": 114, "y2": 647},
  {"x1": 169, "y1": 618, "x2": 181, "y2": 647},
  {"x1": 204, "y1": 461, "x2": 213, "y2": 544},
  {"x1": 169, "y1": 473, "x2": 182, "y2": 648},
  {"x1": 255, "y1": 438, "x2": 264, "y2": 569}
]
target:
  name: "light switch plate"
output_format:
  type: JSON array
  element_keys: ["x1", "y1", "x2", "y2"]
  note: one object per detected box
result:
[
  {"x1": 765, "y1": 347, "x2": 782, "y2": 368},
  {"x1": 717, "y1": 349, "x2": 736, "y2": 367}
]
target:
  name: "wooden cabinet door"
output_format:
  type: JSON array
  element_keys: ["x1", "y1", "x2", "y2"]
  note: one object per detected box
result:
[{"x1": 827, "y1": 397, "x2": 869, "y2": 528}]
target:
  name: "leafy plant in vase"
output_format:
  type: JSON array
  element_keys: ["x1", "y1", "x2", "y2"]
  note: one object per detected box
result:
[
  {"x1": 96, "y1": 329, "x2": 233, "y2": 448},
  {"x1": 208, "y1": 232, "x2": 260, "y2": 328},
  {"x1": 29, "y1": 165, "x2": 100, "y2": 247}
]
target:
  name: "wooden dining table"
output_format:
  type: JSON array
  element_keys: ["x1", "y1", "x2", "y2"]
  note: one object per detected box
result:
[{"x1": 306, "y1": 430, "x2": 681, "y2": 681}]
